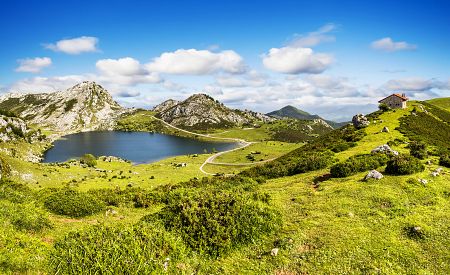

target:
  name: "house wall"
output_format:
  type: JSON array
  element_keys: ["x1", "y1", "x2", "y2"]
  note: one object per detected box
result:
[{"x1": 380, "y1": 96, "x2": 407, "y2": 109}]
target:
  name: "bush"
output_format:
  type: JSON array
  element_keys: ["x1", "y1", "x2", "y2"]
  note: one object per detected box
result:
[
  {"x1": 408, "y1": 141, "x2": 428, "y2": 159},
  {"x1": 146, "y1": 191, "x2": 281, "y2": 257},
  {"x1": 241, "y1": 150, "x2": 334, "y2": 179},
  {"x1": 379, "y1": 103, "x2": 390, "y2": 112},
  {"x1": 50, "y1": 223, "x2": 188, "y2": 274},
  {"x1": 385, "y1": 155, "x2": 425, "y2": 175},
  {"x1": 439, "y1": 154, "x2": 450, "y2": 168},
  {"x1": 0, "y1": 201, "x2": 51, "y2": 232},
  {"x1": 44, "y1": 188, "x2": 105, "y2": 218},
  {"x1": 88, "y1": 187, "x2": 146, "y2": 207},
  {"x1": 330, "y1": 153, "x2": 389, "y2": 178},
  {"x1": 80, "y1": 153, "x2": 97, "y2": 167},
  {"x1": 0, "y1": 179, "x2": 33, "y2": 203}
]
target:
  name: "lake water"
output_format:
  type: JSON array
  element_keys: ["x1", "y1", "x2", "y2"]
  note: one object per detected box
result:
[{"x1": 42, "y1": 131, "x2": 237, "y2": 164}]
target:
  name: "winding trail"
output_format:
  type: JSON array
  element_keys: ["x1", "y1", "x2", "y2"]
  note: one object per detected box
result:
[{"x1": 152, "y1": 116, "x2": 271, "y2": 175}]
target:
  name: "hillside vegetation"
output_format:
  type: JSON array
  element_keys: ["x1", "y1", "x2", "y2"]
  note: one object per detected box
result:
[{"x1": 1, "y1": 99, "x2": 450, "y2": 274}]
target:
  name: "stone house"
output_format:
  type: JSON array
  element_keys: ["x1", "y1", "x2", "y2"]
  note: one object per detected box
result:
[{"x1": 378, "y1": 93, "x2": 408, "y2": 109}]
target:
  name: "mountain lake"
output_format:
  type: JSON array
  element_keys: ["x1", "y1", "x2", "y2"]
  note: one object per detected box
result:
[{"x1": 43, "y1": 131, "x2": 237, "y2": 164}]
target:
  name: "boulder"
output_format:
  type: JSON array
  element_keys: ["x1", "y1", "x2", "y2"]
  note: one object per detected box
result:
[
  {"x1": 382, "y1": 126, "x2": 389, "y2": 133},
  {"x1": 418, "y1": 179, "x2": 428, "y2": 185},
  {"x1": 371, "y1": 144, "x2": 399, "y2": 156},
  {"x1": 352, "y1": 114, "x2": 370, "y2": 128},
  {"x1": 270, "y1": 248, "x2": 279, "y2": 256},
  {"x1": 365, "y1": 170, "x2": 383, "y2": 180}
]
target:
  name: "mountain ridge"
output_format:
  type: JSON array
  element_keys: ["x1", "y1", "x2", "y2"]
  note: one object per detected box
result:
[
  {"x1": 153, "y1": 93, "x2": 275, "y2": 130},
  {"x1": 267, "y1": 105, "x2": 348, "y2": 129}
]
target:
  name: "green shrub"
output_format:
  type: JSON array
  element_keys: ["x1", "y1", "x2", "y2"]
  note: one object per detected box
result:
[
  {"x1": 378, "y1": 103, "x2": 390, "y2": 112},
  {"x1": 408, "y1": 141, "x2": 428, "y2": 159},
  {"x1": 88, "y1": 187, "x2": 146, "y2": 207},
  {"x1": 80, "y1": 153, "x2": 97, "y2": 167},
  {"x1": 0, "y1": 179, "x2": 33, "y2": 203},
  {"x1": 146, "y1": 190, "x2": 281, "y2": 257},
  {"x1": 50, "y1": 223, "x2": 188, "y2": 274},
  {"x1": 241, "y1": 150, "x2": 334, "y2": 179},
  {"x1": 330, "y1": 153, "x2": 389, "y2": 178},
  {"x1": 385, "y1": 155, "x2": 425, "y2": 175},
  {"x1": 439, "y1": 154, "x2": 450, "y2": 168},
  {"x1": 0, "y1": 227, "x2": 49, "y2": 273},
  {"x1": 44, "y1": 188, "x2": 105, "y2": 218},
  {"x1": 0, "y1": 201, "x2": 51, "y2": 232}
]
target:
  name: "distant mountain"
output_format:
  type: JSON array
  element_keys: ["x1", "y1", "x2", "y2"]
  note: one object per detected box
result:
[
  {"x1": 267, "y1": 105, "x2": 321, "y2": 120},
  {"x1": 0, "y1": 81, "x2": 130, "y2": 133},
  {"x1": 267, "y1": 105, "x2": 348, "y2": 129},
  {"x1": 153, "y1": 93, "x2": 274, "y2": 130}
]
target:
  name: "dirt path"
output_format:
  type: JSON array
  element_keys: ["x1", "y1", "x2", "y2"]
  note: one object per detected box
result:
[{"x1": 152, "y1": 116, "x2": 271, "y2": 175}]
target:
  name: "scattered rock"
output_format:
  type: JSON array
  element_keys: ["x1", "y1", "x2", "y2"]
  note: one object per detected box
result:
[
  {"x1": 435, "y1": 167, "x2": 443, "y2": 173},
  {"x1": 431, "y1": 171, "x2": 439, "y2": 177},
  {"x1": 365, "y1": 170, "x2": 383, "y2": 180},
  {"x1": 381, "y1": 126, "x2": 389, "y2": 133},
  {"x1": 105, "y1": 209, "x2": 118, "y2": 216},
  {"x1": 418, "y1": 179, "x2": 428, "y2": 185},
  {"x1": 99, "y1": 156, "x2": 128, "y2": 163},
  {"x1": 371, "y1": 144, "x2": 399, "y2": 156},
  {"x1": 352, "y1": 114, "x2": 370, "y2": 128},
  {"x1": 174, "y1": 162, "x2": 187, "y2": 167},
  {"x1": 163, "y1": 257, "x2": 170, "y2": 271},
  {"x1": 271, "y1": 248, "x2": 279, "y2": 256}
]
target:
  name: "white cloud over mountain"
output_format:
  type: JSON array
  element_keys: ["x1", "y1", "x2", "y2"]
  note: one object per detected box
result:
[
  {"x1": 371, "y1": 37, "x2": 417, "y2": 52},
  {"x1": 15, "y1": 57, "x2": 52, "y2": 73},
  {"x1": 262, "y1": 47, "x2": 333, "y2": 74},
  {"x1": 96, "y1": 57, "x2": 162, "y2": 85},
  {"x1": 146, "y1": 49, "x2": 246, "y2": 75},
  {"x1": 45, "y1": 36, "x2": 99, "y2": 54}
]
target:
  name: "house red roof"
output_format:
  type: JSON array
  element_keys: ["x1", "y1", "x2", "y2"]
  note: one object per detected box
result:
[{"x1": 378, "y1": 93, "x2": 408, "y2": 102}]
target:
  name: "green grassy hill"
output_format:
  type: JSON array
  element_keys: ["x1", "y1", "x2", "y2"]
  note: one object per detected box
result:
[
  {"x1": 1, "y1": 100, "x2": 450, "y2": 274},
  {"x1": 426, "y1": 97, "x2": 450, "y2": 111}
]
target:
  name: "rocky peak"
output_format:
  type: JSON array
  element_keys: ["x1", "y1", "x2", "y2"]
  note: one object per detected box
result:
[
  {"x1": 153, "y1": 99, "x2": 180, "y2": 113},
  {"x1": 155, "y1": 93, "x2": 274, "y2": 129},
  {"x1": 0, "y1": 81, "x2": 129, "y2": 134}
]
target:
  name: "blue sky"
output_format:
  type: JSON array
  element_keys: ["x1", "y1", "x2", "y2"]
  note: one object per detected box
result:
[{"x1": 1, "y1": 0, "x2": 449, "y2": 121}]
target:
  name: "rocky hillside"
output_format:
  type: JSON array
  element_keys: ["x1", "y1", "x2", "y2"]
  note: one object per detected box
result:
[
  {"x1": 267, "y1": 105, "x2": 348, "y2": 129},
  {"x1": 0, "y1": 81, "x2": 129, "y2": 133},
  {"x1": 154, "y1": 93, "x2": 275, "y2": 129},
  {"x1": 0, "y1": 113, "x2": 45, "y2": 143}
]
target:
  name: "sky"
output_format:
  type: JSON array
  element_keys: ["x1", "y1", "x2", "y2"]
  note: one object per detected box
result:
[{"x1": 1, "y1": 0, "x2": 449, "y2": 121}]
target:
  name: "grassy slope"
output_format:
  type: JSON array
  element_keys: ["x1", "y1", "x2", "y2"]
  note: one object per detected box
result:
[
  {"x1": 200, "y1": 102, "x2": 450, "y2": 274},
  {"x1": 426, "y1": 97, "x2": 450, "y2": 110}
]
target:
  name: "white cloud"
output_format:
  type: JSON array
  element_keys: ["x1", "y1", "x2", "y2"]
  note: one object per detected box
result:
[
  {"x1": 215, "y1": 70, "x2": 269, "y2": 88},
  {"x1": 163, "y1": 80, "x2": 185, "y2": 91},
  {"x1": 45, "y1": 36, "x2": 99, "y2": 54},
  {"x1": 383, "y1": 77, "x2": 434, "y2": 91},
  {"x1": 262, "y1": 47, "x2": 333, "y2": 74},
  {"x1": 96, "y1": 57, "x2": 162, "y2": 85},
  {"x1": 146, "y1": 49, "x2": 246, "y2": 75},
  {"x1": 8, "y1": 75, "x2": 89, "y2": 93},
  {"x1": 289, "y1": 23, "x2": 337, "y2": 48},
  {"x1": 15, "y1": 57, "x2": 52, "y2": 73},
  {"x1": 371, "y1": 37, "x2": 417, "y2": 52}
]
